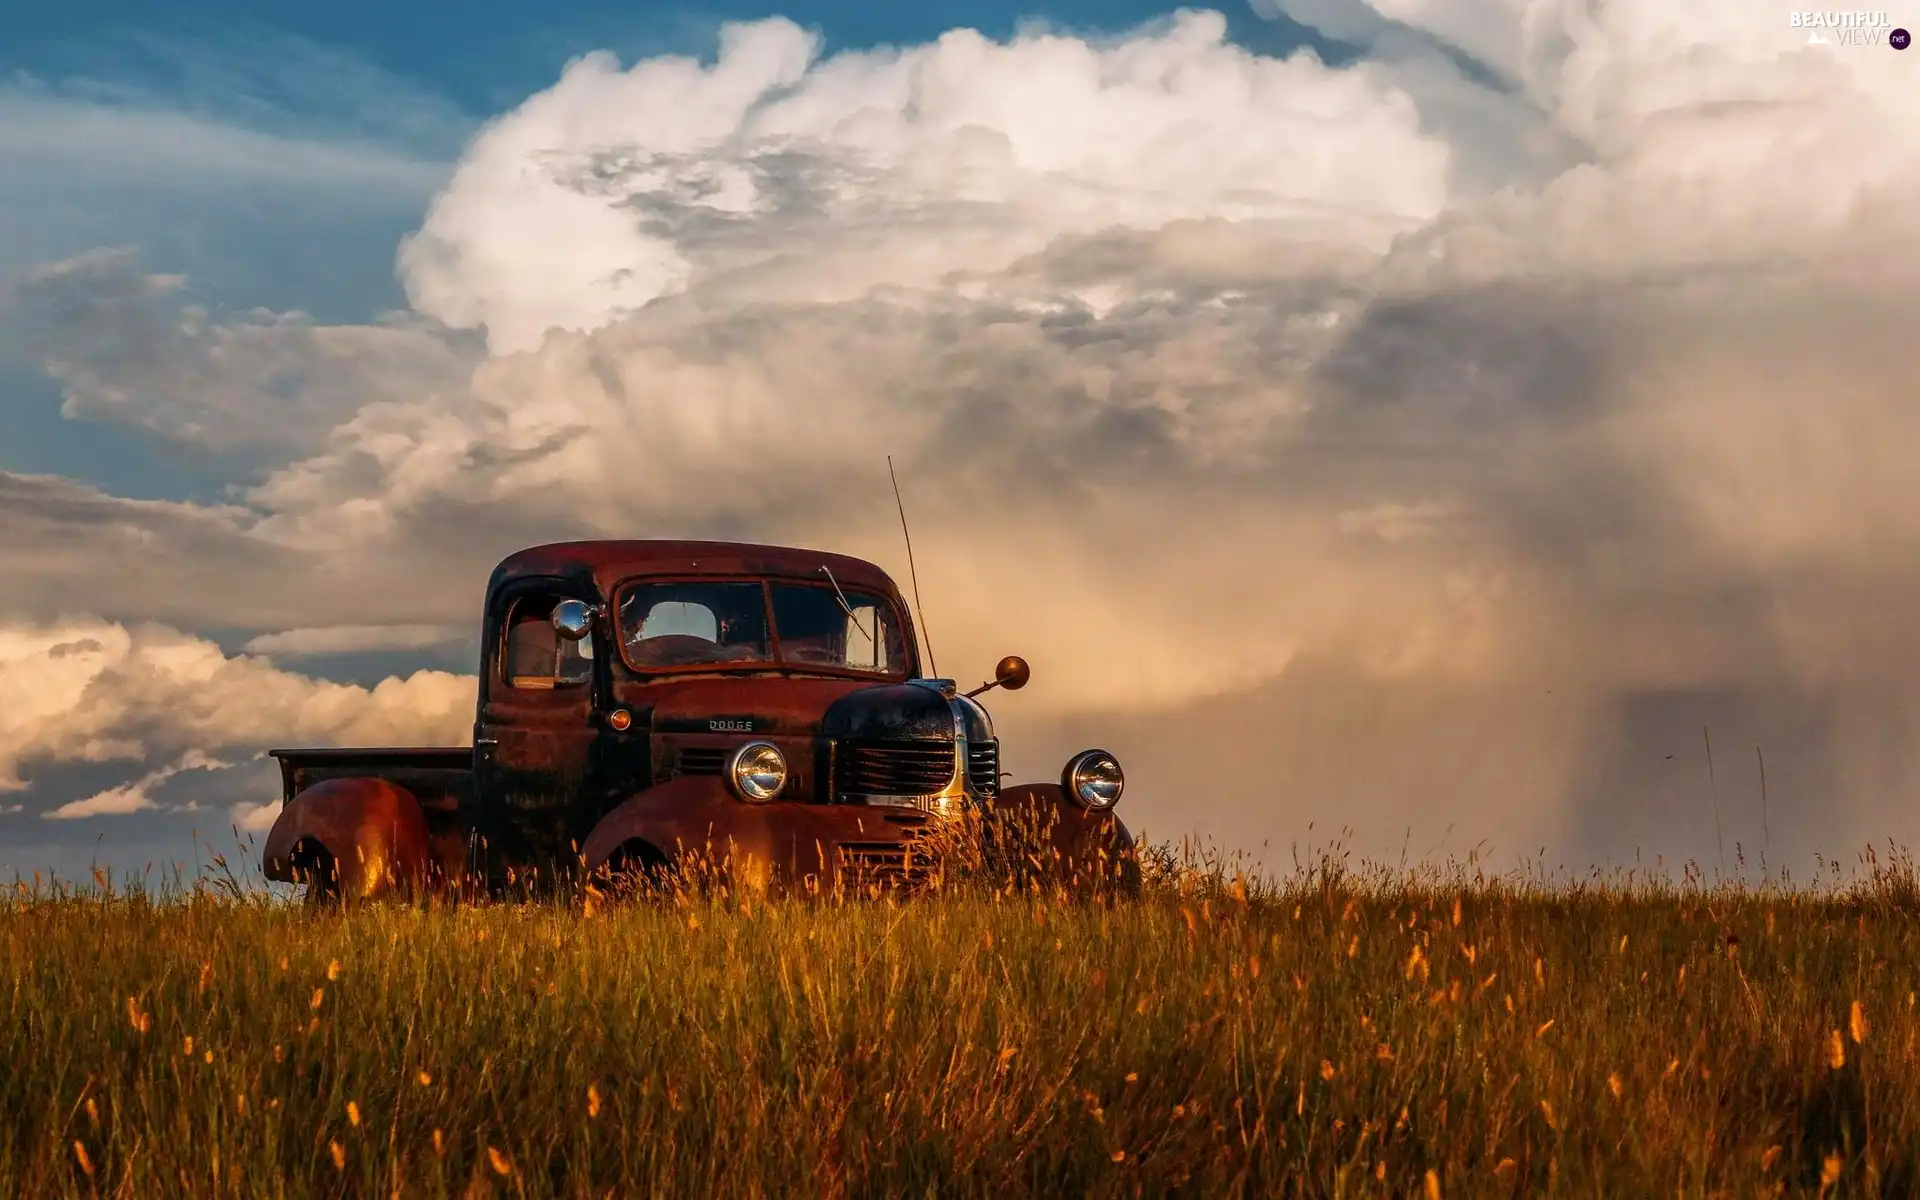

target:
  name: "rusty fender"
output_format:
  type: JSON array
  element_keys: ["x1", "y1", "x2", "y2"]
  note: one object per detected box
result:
[
  {"x1": 990, "y1": 783, "x2": 1137, "y2": 885},
  {"x1": 580, "y1": 775, "x2": 932, "y2": 886},
  {"x1": 262, "y1": 777, "x2": 432, "y2": 898}
]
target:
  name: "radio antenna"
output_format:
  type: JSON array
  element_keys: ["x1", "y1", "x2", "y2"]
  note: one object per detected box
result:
[{"x1": 887, "y1": 455, "x2": 937, "y2": 678}]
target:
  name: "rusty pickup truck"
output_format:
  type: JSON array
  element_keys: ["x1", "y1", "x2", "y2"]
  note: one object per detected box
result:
[{"x1": 261, "y1": 539, "x2": 1133, "y2": 900}]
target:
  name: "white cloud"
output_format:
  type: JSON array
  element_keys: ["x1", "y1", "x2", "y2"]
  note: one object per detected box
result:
[
  {"x1": 0, "y1": 95, "x2": 448, "y2": 193},
  {"x1": 398, "y1": 11, "x2": 1452, "y2": 353},
  {"x1": 1264, "y1": 0, "x2": 1920, "y2": 281},
  {"x1": 43, "y1": 750, "x2": 229, "y2": 820},
  {"x1": 242, "y1": 624, "x2": 466, "y2": 658},
  {"x1": 0, "y1": 616, "x2": 474, "y2": 811},
  {"x1": 230, "y1": 799, "x2": 282, "y2": 832},
  {"x1": 8, "y1": 248, "x2": 478, "y2": 453}
]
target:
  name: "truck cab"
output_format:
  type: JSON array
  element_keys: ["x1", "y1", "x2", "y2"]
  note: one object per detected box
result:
[{"x1": 262, "y1": 539, "x2": 1132, "y2": 900}]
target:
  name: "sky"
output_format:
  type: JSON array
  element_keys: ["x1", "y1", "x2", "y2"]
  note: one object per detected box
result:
[{"x1": 3, "y1": 0, "x2": 1919, "y2": 888}]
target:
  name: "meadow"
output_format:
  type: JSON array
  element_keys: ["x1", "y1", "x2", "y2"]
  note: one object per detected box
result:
[{"x1": 5, "y1": 840, "x2": 1920, "y2": 1198}]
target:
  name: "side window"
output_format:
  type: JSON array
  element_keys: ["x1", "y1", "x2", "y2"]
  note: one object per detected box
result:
[
  {"x1": 843, "y1": 603, "x2": 888, "y2": 671},
  {"x1": 504, "y1": 595, "x2": 594, "y2": 690}
]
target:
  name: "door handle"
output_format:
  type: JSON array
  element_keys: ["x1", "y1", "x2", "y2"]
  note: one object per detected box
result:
[{"x1": 474, "y1": 737, "x2": 499, "y2": 748}]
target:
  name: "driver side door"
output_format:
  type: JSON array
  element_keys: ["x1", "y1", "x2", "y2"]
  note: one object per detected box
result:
[{"x1": 473, "y1": 578, "x2": 601, "y2": 882}]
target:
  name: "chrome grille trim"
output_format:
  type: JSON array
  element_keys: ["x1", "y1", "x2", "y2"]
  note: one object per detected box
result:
[
  {"x1": 834, "y1": 740, "x2": 955, "y2": 799},
  {"x1": 966, "y1": 741, "x2": 1000, "y2": 797}
]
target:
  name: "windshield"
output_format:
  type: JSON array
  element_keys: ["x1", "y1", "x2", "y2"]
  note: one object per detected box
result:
[
  {"x1": 616, "y1": 579, "x2": 909, "y2": 676},
  {"x1": 769, "y1": 583, "x2": 908, "y2": 674}
]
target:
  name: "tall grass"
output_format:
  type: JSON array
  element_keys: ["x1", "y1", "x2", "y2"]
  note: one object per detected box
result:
[{"x1": 5, "y1": 841, "x2": 1920, "y2": 1197}]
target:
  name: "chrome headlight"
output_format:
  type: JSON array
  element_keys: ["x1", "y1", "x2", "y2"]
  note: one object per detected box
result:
[
  {"x1": 727, "y1": 741, "x2": 788, "y2": 802},
  {"x1": 1062, "y1": 748, "x2": 1123, "y2": 810}
]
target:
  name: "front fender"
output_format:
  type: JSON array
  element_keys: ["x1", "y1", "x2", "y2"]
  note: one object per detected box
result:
[
  {"x1": 988, "y1": 783, "x2": 1138, "y2": 889},
  {"x1": 581, "y1": 775, "x2": 784, "y2": 884},
  {"x1": 582, "y1": 776, "x2": 943, "y2": 888},
  {"x1": 262, "y1": 777, "x2": 431, "y2": 899}
]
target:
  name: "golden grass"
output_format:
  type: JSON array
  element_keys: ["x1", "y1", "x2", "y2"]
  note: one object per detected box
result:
[{"x1": 5, "y1": 843, "x2": 1920, "y2": 1197}]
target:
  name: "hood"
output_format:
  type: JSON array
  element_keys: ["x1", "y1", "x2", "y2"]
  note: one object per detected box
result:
[
  {"x1": 612, "y1": 674, "x2": 996, "y2": 742},
  {"x1": 821, "y1": 680, "x2": 995, "y2": 743},
  {"x1": 616, "y1": 675, "x2": 876, "y2": 737}
]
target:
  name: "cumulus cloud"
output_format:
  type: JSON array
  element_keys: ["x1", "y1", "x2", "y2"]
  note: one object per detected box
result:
[
  {"x1": 43, "y1": 750, "x2": 231, "y2": 820},
  {"x1": 398, "y1": 11, "x2": 1451, "y2": 353},
  {"x1": 241, "y1": 624, "x2": 467, "y2": 658},
  {"x1": 8, "y1": 248, "x2": 478, "y2": 454},
  {"x1": 231, "y1": 798, "x2": 285, "y2": 833},
  {"x1": 5, "y1": 6, "x2": 1920, "y2": 866},
  {"x1": 0, "y1": 616, "x2": 474, "y2": 816}
]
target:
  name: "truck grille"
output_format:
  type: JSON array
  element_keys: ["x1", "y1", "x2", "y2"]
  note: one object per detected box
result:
[
  {"x1": 836, "y1": 813, "x2": 934, "y2": 886},
  {"x1": 967, "y1": 741, "x2": 1000, "y2": 797},
  {"x1": 834, "y1": 740, "x2": 955, "y2": 799}
]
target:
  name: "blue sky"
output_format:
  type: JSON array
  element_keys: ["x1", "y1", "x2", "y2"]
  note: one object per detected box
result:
[{"x1": 6, "y1": 1, "x2": 1335, "y2": 116}]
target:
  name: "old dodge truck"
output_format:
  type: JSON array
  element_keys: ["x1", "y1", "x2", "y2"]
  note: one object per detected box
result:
[{"x1": 262, "y1": 540, "x2": 1133, "y2": 901}]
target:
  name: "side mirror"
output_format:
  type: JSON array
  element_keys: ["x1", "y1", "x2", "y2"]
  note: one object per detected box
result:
[
  {"x1": 964, "y1": 655, "x2": 1030, "y2": 699},
  {"x1": 551, "y1": 599, "x2": 595, "y2": 641}
]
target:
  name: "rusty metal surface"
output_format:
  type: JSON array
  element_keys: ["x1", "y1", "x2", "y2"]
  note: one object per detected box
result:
[
  {"x1": 269, "y1": 748, "x2": 471, "y2": 812},
  {"x1": 490, "y1": 540, "x2": 907, "y2": 607},
  {"x1": 261, "y1": 777, "x2": 434, "y2": 897},
  {"x1": 618, "y1": 675, "x2": 878, "y2": 733},
  {"x1": 992, "y1": 783, "x2": 1136, "y2": 870},
  {"x1": 579, "y1": 774, "x2": 946, "y2": 885}
]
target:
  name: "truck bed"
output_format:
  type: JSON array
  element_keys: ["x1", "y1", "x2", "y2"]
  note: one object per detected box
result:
[{"x1": 269, "y1": 747, "x2": 474, "y2": 813}]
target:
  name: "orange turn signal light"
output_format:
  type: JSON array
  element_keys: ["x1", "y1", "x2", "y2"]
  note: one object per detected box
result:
[{"x1": 608, "y1": 709, "x2": 632, "y2": 732}]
